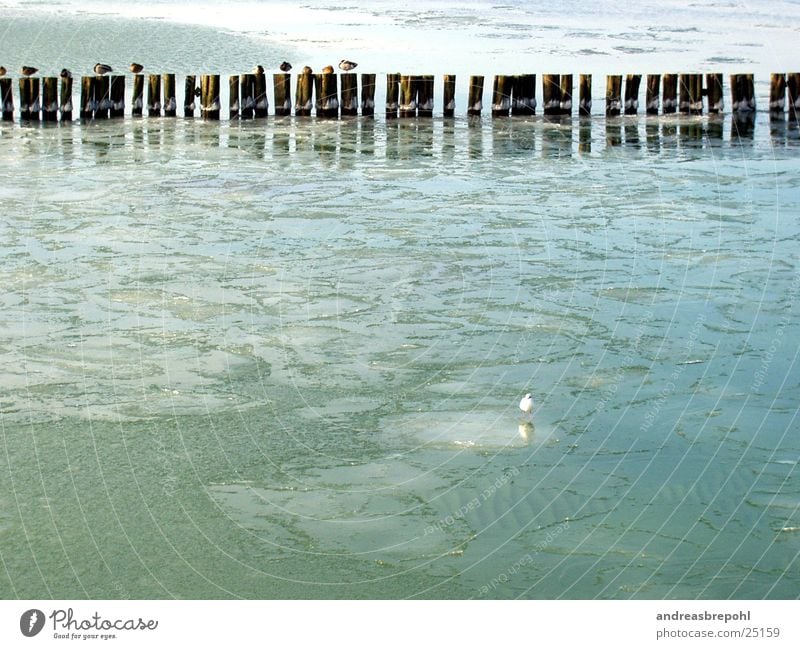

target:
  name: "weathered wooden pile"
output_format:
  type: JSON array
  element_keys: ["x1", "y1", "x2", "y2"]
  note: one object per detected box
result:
[{"x1": 0, "y1": 71, "x2": 798, "y2": 122}]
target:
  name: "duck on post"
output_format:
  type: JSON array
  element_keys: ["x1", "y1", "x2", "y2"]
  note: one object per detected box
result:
[
  {"x1": 59, "y1": 68, "x2": 73, "y2": 121},
  {"x1": 94, "y1": 64, "x2": 112, "y2": 118},
  {"x1": 19, "y1": 66, "x2": 40, "y2": 120}
]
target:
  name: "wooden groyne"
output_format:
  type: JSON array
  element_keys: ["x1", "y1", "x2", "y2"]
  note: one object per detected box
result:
[{"x1": 0, "y1": 71, "x2": 797, "y2": 123}]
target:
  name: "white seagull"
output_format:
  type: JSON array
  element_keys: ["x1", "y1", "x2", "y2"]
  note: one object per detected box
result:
[{"x1": 519, "y1": 393, "x2": 534, "y2": 419}]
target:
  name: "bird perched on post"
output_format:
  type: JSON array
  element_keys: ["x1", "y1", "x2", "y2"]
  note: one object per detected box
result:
[
  {"x1": 279, "y1": 61, "x2": 292, "y2": 72},
  {"x1": 339, "y1": 60, "x2": 357, "y2": 71},
  {"x1": 129, "y1": 63, "x2": 144, "y2": 73},
  {"x1": 252, "y1": 65, "x2": 264, "y2": 75},
  {"x1": 60, "y1": 68, "x2": 72, "y2": 79},
  {"x1": 93, "y1": 63, "x2": 113, "y2": 75},
  {"x1": 21, "y1": 66, "x2": 38, "y2": 76}
]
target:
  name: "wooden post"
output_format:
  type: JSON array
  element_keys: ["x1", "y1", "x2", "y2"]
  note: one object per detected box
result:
[
  {"x1": 59, "y1": 74, "x2": 72, "y2": 121},
  {"x1": 360, "y1": 73, "x2": 376, "y2": 116},
  {"x1": 240, "y1": 73, "x2": 254, "y2": 118},
  {"x1": 19, "y1": 77, "x2": 38, "y2": 120},
  {"x1": 254, "y1": 72, "x2": 268, "y2": 117},
  {"x1": 706, "y1": 73, "x2": 723, "y2": 114},
  {"x1": 163, "y1": 74, "x2": 176, "y2": 117},
  {"x1": 200, "y1": 74, "x2": 220, "y2": 120},
  {"x1": 418, "y1": 75, "x2": 434, "y2": 117},
  {"x1": 467, "y1": 75, "x2": 484, "y2": 116},
  {"x1": 42, "y1": 77, "x2": 58, "y2": 121},
  {"x1": 730, "y1": 74, "x2": 755, "y2": 113},
  {"x1": 132, "y1": 74, "x2": 144, "y2": 117},
  {"x1": 645, "y1": 74, "x2": 660, "y2": 115},
  {"x1": 442, "y1": 74, "x2": 456, "y2": 117},
  {"x1": 542, "y1": 74, "x2": 560, "y2": 115},
  {"x1": 385, "y1": 72, "x2": 400, "y2": 119},
  {"x1": 315, "y1": 72, "x2": 338, "y2": 117},
  {"x1": 340, "y1": 73, "x2": 358, "y2": 116},
  {"x1": 184, "y1": 75, "x2": 196, "y2": 117},
  {"x1": 770, "y1": 73, "x2": 786, "y2": 114},
  {"x1": 624, "y1": 74, "x2": 641, "y2": 115},
  {"x1": 273, "y1": 73, "x2": 291, "y2": 116},
  {"x1": 730, "y1": 74, "x2": 741, "y2": 113},
  {"x1": 229, "y1": 75, "x2": 240, "y2": 118},
  {"x1": 578, "y1": 74, "x2": 591, "y2": 117},
  {"x1": 744, "y1": 74, "x2": 756, "y2": 113},
  {"x1": 147, "y1": 74, "x2": 161, "y2": 117},
  {"x1": 399, "y1": 75, "x2": 416, "y2": 117},
  {"x1": 0, "y1": 78, "x2": 13, "y2": 120},
  {"x1": 559, "y1": 74, "x2": 573, "y2": 115},
  {"x1": 662, "y1": 74, "x2": 678, "y2": 114},
  {"x1": 605, "y1": 75, "x2": 621, "y2": 116},
  {"x1": 109, "y1": 75, "x2": 125, "y2": 118},
  {"x1": 679, "y1": 74, "x2": 690, "y2": 114},
  {"x1": 492, "y1": 75, "x2": 512, "y2": 116},
  {"x1": 788, "y1": 73, "x2": 800, "y2": 120},
  {"x1": 79, "y1": 76, "x2": 94, "y2": 119},
  {"x1": 18, "y1": 78, "x2": 30, "y2": 120},
  {"x1": 679, "y1": 74, "x2": 702, "y2": 114},
  {"x1": 95, "y1": 75, "x2": 109, "y2": 119},
  {"x1": 31, "y1": 77, "x2": 41, "y2": 120},
  {"x1": 512, "y1": 74, "x2": 536, "y2": 115},
  {"x1": 295, "y1": 71, "x2": 313, "y2": 116}
]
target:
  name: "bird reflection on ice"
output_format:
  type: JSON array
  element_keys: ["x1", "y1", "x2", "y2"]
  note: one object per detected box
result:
[
  {"x1": 518, "y1": 421, "x2": 534, "y2": 443},
  {"x1": 379, "y1": 410, "x2": 558, "y2": 449}
]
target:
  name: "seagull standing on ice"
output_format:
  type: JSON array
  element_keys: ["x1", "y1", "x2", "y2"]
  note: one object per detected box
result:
[{"x1": 519, "y1": 393, "x2": 534, "y2": 419}]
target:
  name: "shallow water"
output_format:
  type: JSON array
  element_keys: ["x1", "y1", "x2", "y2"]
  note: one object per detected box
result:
[
  {"x1": 1, "y1": 1, "x2": 799, "y2": 600},
  {"x1": 1, "y1": 112, "x2": 798, "y2": 599}
]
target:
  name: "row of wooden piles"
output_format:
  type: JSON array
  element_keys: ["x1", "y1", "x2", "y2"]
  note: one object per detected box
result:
[{"x1": 1, "y1": 72, "x2": 798, "y2": 121}]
